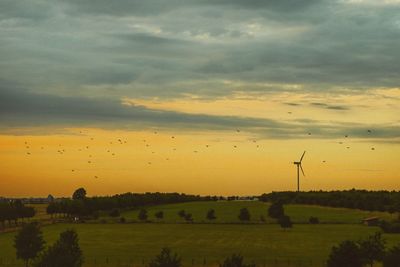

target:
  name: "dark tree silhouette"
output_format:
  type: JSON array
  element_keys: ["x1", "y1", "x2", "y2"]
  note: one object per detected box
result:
[
  {"x1": 184, "y1": 213, "x2": 193, "y2": 222},
  {"x1": 383, "y1": 244, "x2": 400, "y2": 267},
  {"x1": 148, "y1": 247, "x2": 181, "y2": 267},
  {"x1": 219, "y1": 254, "x2": 255, "y2": 267},
  {"x1": 109, "y1": 209, "x2": 120, "y2": 217},
  {"x1": 358, "y1": 232, "x2": 385, "y2": 267},
  {"x1": 278, "y1": 215, "x2": 292, "y2": 230},
  {"x1": 72, "y1": 188, "x2": 87, "y2": 200},
  {"x1": 155, "y1": 211, "x2": 164, "y2": 220},
  {"x1": 238, "y1": 208, "x2": 250, "y2": 221},
  {"x1": 178, "y1": 210, "x2": 186, "y2": 218},
  {"x1": 327, "y1": 240, "x2": 364, "y2": 267},
  {"x1": 34, "y1": 229, "x2": 83, "y2": 267},
  {"x1": 309, "y1": 216, "x2": 319, "y2": 224},
  {"x1": 138, "y1": 209, "x2": 148, "y2": 221},
  {"x1": 206, "y1": 209, "x2": 216, "y2": 221},
  {"x1": 14, "y1": 222, "x2": 45, "y2": 267},
  {"x1": 268, "y1": 202, "x2": 284, "y2": 219}
]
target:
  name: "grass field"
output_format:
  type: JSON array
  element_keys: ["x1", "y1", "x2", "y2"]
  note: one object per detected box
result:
[
  {"x1": 1, "y1": 223, "x2": 400, "y2": 267},
  {"x1": 111, "y1": 201, "x2": 393, "y2": 224},
  {"x1": 1, "y1": 201, "x2": 399, "y2": 267}
]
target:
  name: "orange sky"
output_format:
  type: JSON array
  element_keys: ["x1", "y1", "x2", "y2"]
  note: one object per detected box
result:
[{"x1": 1, "y1": 89, "x2": 399, "y2": 197}]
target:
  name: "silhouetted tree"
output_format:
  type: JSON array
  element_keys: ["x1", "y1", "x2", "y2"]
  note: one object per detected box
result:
[
  {"x1": 219, "y1": 254, "x2": 255, "y2": 267},
  {"x1": 109, "y1": 209, "x2": 120, "y2": 217},
  {"x1": 184, "y1": 213, "x2": 193, "y2": 222},
  {"x1": 206, "y1": 209, "x2": 216, "y2": 221},
  {"x1": 309, "y1": 216, "x2": 319, "y2": 224},
  {"x1": 148, "y1": 248, "x2": 181, "y2": 267},
  {"x1": 383, "y1": 244, "x2": 400, "y2": 267},
  {"x1": 327, "y1": 240, "x2": 364, "y2": 267},
  {"x1": 238, "y1": 208, "x2": 250, "y2": 221},
  {"x1": 155, "y1": 211, "x2": 164, "y2": 220},
  {"x1": 268, "y1": 202, "x2": 284, "y2": 219},
  {"x1": 359, "y1": 232, "x2": 385, "y2": 267},
  {"x1": 34, "y1": 229, "x2": 83, "y2": 267},
  {"x1": 72, "y1": 188, "x2": 87, "y2": 201},
  {"x1": 14, "y1": 222, "x2": 45, "y2": 267},
  {"x1": 278, "y1": 215, "x2": 292, "y2": 230},
  {"x1": 178, "y1": 210, "x2": 186, "y2": 218},
  {"x1": 138, "y1": 209, "x2": 148, "y2": 221}
]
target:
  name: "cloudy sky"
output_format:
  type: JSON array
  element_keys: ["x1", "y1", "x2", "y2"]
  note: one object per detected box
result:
[{"x1": 0, "y1": 0, "x2": 399, "y2": 197}]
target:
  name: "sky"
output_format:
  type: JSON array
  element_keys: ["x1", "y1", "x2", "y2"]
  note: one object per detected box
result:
[{"x1": 0, "y1": 0, "x2": 399, "y2": 197}]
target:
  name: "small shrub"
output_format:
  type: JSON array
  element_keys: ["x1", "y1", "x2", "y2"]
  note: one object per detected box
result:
[
  {"x1": 119, "y1": 217, "x2": 126, "y2": 223},
  {"x1": 149, "y1": 248, "x2": 181, "y2": 267},
  {"x1": 309, "y1": 216, "x2": 319, "y2": 224},
  {"x1": 178, "y1": 210, "x2": 186, "y2": 218},
  {"x1": 138, "y1": 209, "x2": 148, "y2": 221},
  {"x1": 219, "y1": 254, "x2": 255, "y2": 267},
  {"x1": 206, "y1": 209, "x2": 216, "y2": 221},
  {"x1": 238, "y1": 208, "x2": 250, "y2": 221},
  {"x1": 109, "y1": 209, "x2": 120, "y2": 217},
  {"x1": 155, "y1": 211, "x2": 164, "y2": 220},
  {"x1": 268, "y1": 202, "x2": 284, "y2": 219},
  {"x1": 184, "y1": 213, "x2": 193, "y2": 222},
  {"x1": 278, "y1": 215, "x2": 292, "y2": 230},
  {"x1": 383, "y1": 244, "x2": 400, "y2": 267}
]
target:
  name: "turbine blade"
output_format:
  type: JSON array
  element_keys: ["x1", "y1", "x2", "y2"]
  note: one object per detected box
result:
[
  {"x1": 300, "y1": 151, "x2": 306, "y2": 162},
  {"x1": 300, "y1": 164, "x2": 305, "y2": 176}
]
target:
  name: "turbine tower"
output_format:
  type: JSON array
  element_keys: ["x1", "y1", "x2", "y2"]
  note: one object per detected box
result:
[{"x1": 293, "y1": 151, "x2": 306, "y2": 192}]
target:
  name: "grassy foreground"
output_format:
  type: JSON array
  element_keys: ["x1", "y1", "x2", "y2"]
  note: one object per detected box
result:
[{"x1": 1, "y1": 223, "x2": 400, "y2": 267}]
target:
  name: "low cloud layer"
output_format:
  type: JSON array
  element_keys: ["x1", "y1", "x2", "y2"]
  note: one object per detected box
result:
[{"x1": 1, "y1": 88, "x2": 399, "y2": 142}]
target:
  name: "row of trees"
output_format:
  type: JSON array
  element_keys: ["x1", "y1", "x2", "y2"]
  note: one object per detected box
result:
[
  {"x1": 47, "y1": 188, "x2": 216, "y2": 219},
  {"x1": 14, "y1": 222, "x2": 83, "y2": 267},
  {"x1": 260, "y1": 190, "x2": 400, "y2": 214},
  {"x1": 327, "y1": 232, "x2": 400, "y2": 267},
  {"x1": 0, "y1": 200, "x2": 35, "y2": 228}
]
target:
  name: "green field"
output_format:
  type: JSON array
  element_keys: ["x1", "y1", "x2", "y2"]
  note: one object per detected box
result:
[
  {"x1": 1, "y1": 223, "x2": 400, "y2": 267},
  {"x1": 0, "y1": 201, "x2": 399, "y2": 267},
  {"x1": 111, "y1": 201, "x2": 393, "y2": 224}
]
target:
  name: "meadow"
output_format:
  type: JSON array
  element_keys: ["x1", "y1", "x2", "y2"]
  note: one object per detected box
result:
[
  {"x1": 105, "y1": 201, "x2": 393, "y2": 224},
  {"x1": 0, "y1": 201, "x2": 399, "y2": 267}
]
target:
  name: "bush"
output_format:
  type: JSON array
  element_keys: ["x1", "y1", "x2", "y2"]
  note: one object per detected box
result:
[
  {"x1": 149, "y1": 248, "x2": 181, "y2": 267},
  {"x1": 206, "y1": 209, "x2": 216, "y2": 221},
  {"x1": 109, "y1": 209, "x2": 120, "y2": 218},
  {"x1": 155, "y1": 211, "x2": 164, "y2": 220},
  {"x1": 268, "y1": 202, "x2": 284, "y2": 219},
  {"x1": 219, "y1": 254, "x2": 255, "y2": 267},
  {"x1": 14, "y1": 222, "x2": 45, "y2": 267},
  {"x1": 138, "y1": 209, "x2": 148, "y2": 221},
  {"x1": 278, "y1": 215, "x2": 292, "y2": 230},
  {"x1": 260, "y1": 215, "x2": 266, "y2": 222},
  {"x1": 34, "y1": 229, "x2": 83, "y2": 267},
  {"x1": 380, "y1": 221, "x2": 400, "y2": 233},
  {"x1": 184, "y1": 213, "x2": 193, "y2": 222},
  {"x1": 383, "y1": 244, "x2": 400, "y2": 267},
  {"x1": 178, "y1": 210, "x2": 186, "y2": 218},
  {"x1": 238, "y1": 208, "x2": 250, "y2": 221},
  {"x1": 327, "y1": 240, "x2": 364, "y2": 267},
  {"x1": 309, "y1": 216, "x2": 319, "y2": 224},
  {"x1": 119, "y1": 217, "x2": 126, "y2": 223}
]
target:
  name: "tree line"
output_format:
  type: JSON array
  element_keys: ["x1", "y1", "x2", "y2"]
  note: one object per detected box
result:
[
  {"x1": 260, "y1": 190, "x2": 400, "y2": 213},
  {"x1": 0, "y1": 200, "x2": 35, "y2": 229},
  {"x1": 46, "y1": 188, "x2": 217, "y2": 219}
]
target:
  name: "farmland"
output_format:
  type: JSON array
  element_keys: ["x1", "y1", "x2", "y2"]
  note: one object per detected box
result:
[{"x1": 0, "y1": 201, "x2": 399, "y2": 267}]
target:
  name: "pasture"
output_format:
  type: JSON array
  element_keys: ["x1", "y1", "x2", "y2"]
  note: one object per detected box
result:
[
  {"x1": 0, "y1": 201, "x2": 399, "y2": 267},
  {"x1": 1, "y1": 223, "x2": 400, "y2": 267},
  {"x1": 110, "y1": 201, "x2": 393, "y2": 224}
]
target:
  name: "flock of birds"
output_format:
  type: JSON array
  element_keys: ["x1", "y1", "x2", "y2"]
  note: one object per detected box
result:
[{"x1": 22, "y1": 127, "x2": 377, "y2": 179}]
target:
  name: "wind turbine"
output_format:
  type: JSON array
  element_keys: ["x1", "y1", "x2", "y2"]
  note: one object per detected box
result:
[{"x1": 293, "y1": 151, "x2": 306, "y2": 192}]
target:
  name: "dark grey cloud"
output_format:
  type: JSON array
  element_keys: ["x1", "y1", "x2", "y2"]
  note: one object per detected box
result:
[
  {"x1": 1, "y1": 88, "x2": 399, "y2": 142},
  {"x1": 310, "y1": 102, "x2": 350, "y2": 111}
]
